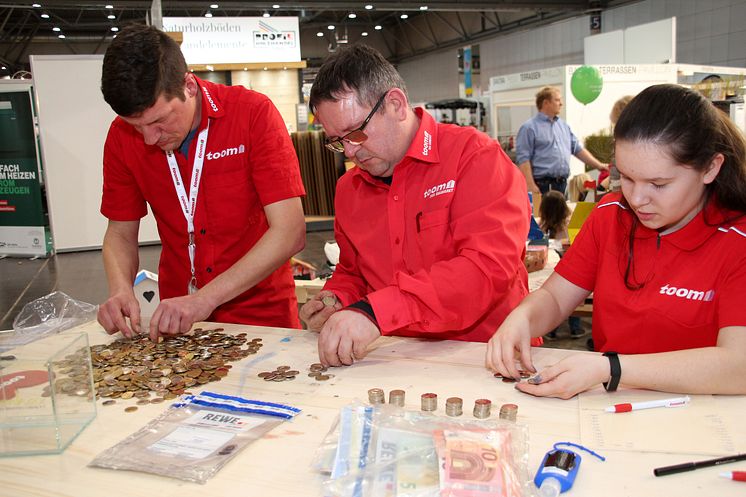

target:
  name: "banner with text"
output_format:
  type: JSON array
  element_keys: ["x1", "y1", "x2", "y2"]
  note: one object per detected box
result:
[
  {"x1": 0, "y1": 87, "x2": 50, "y2": 257},
  {"x1": 162, "y1": 16, "x2": 300, "y2": 64}
]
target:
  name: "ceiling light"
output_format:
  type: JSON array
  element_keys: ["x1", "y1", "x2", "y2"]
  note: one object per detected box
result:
[
  {"x1": 111, "y1": 26, "x2": 118, "y2": 31},
  {"x1": 327, "y1": 25, "x2": 335, "y2": 30},
  {"x1": 52, "y1": 26, "x2": 60, "y2": 31},
  {"x1": 316, "y1": 31, "x2": 324, "y2": 37},
  {"x1": 262, "y1": 11, "x2": 270, "y2": 17},
  {"x1": 243, "y1": 67, "x2": 247, "y2": 71},
  {"x1": 263, "y1": 67, "x2": 268, "y2": 71},
  {"x1": 58, "y1": 34, "x2": 65, "y2": 38},
  {"x1": 1, "y1": 66, "x2": 7, "y2": 70},
  {"x1": 272, "y1": 4, "x2": 280, "y2": 7},
  {"x1": 348, "y1": 12, "x2": 356, "y2": 18},
  {"x1": 420, "y1": 5, "x2": 428, "y2": 10},
  {"x1": 374, "y1": 25, "x2": 382, "y2": 30},
  {"x1": 210, "y1": 3, "x2": 218, "y2": 8},
  {"x1": 205, "y1": 11, "x2": 212, "y2": 17},
  {"x1": 41, "y1": 13, "x2": 50, "y2": 19},
  {"x1": 400, "y1": 14, "x2": 408, "y2": 19},
  {"x1": 362, "y1": 31, "x2": 369, "y2": 36},
  {"x1": 283, "y1": 66, "x2": 287, "y2": 70},
  {"x1": 32, "y1": 3, "x2": 41, "y2": 7},
  {"x1": 365, "y1": 4, "x2": 373, "y2": 10},
  {"x1": 105, "y1": 4, "x2": 113, "y2": 8},
  {"x1": 107, "y1": 14, "x2": 115, "y2": 19}
]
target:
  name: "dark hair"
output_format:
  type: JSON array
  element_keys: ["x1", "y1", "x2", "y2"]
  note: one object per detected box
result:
[
  {"x1": 539, "y1": 191, "x2": 570, "y2": 238},
  {"x1": 614, "y1": 84, "x2": 746, "y2": 289},
  {"x1": 309, "y1": 44, "x2": 407, "y2": 114},
  {"x1": 101, "y1": 24, "x2": 188, "y2": 116},
  {"x1": 535, "y1": 86, "x2": 559, "y2": 110}
]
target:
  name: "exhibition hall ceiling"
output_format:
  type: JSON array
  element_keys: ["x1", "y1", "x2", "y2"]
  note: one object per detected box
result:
[{"x1": 0, "y1": 0, "x2": 635, "y2": 72}]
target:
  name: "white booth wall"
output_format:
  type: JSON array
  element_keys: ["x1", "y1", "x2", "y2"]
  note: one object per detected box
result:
[{"x1": 30, "y1": 55, "x2": 160, "y2": 252}]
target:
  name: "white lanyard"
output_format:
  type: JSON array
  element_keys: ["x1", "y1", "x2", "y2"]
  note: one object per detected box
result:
[{"x1": 165, "y1": 120, "x2": 210, "y2": 295}]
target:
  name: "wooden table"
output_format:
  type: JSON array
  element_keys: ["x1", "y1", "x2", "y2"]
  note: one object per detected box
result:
[{"x1": 2, "y1": 321, "x2": 744, "y2": 497}]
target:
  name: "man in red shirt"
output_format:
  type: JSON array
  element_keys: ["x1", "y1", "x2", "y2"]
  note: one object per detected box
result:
[
  {"x1": 300, "y1": 45, "x2": 533, "y2": 366},
  {"x1": 98, "y1": 25, "x2": 305, "y2": 340}
]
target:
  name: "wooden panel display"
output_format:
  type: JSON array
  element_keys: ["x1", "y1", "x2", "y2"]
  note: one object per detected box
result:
[{"x1": 290, "y1": 131, "x2": 340, "y2": 216}]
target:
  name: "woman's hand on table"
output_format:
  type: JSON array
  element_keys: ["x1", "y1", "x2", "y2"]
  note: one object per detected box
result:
[
  {"x1": 515, "y1": 353, "x2": 609, "y2": 399},
  {"x1": 486, "y1": 313, "x2": 536, "y2": 380}
]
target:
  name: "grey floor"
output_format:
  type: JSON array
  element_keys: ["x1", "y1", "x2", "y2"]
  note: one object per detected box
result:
[{"x1": 0, "y1": 228, "x2": 589, "y2": 351}]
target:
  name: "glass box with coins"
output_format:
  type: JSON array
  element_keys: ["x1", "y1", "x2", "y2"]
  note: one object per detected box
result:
[{"x1": 0, "y1": 332, "x2": 96, "y2": 456}]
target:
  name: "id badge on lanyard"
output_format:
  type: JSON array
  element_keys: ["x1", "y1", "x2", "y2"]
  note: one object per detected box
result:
[{"x1": 166, "y1": 120, "x2": 210, "y2": 295}]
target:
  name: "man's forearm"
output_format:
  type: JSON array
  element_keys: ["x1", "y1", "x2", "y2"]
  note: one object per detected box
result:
[
  {"x1": 102, "y1": 221, "x2": 141, "y2": 297},
  {"x1": 518, "y1": 161, "x2": 538, "y2": 190},
  {"x1": 576, "y1": 149, "x2": 606, "y2": 170}
]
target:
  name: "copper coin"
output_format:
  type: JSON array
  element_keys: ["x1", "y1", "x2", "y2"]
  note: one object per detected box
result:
[
  {"x1": 124, "y1": 406, "x2": 138, "y2": 413},
  {"x1": 150, "y1": 397, "x2": 165, "y2": 404},
  {"x1": 502, "y1": 377, "x2": 517, "y2": 383},
  {"x1": 136, "y1": 399, "x2": 150, "y2": 405},
  {"x1": 315, "y1": 374, "x2": 331, "y2": 381},
  {"x1": 102, "y1": 399, "x2": 116, "y2": 406}
]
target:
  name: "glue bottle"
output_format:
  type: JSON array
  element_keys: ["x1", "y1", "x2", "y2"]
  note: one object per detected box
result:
[{"x1": 534, "y1": 442, "x2": 605, "y2": 497}]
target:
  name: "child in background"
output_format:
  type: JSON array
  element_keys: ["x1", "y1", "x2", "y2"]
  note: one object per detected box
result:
[{"x1": 538, "y1": 191, "x2": 585, "y2": 340}]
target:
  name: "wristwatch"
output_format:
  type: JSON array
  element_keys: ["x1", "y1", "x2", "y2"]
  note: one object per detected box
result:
[{"x1": 602, "y1": 351, "x2": 621, "y2": 392}]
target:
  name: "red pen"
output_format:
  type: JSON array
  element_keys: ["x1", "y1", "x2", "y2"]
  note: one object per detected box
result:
[{"x1": 720, "y1": 471, "x2": 746, "y2": 482}]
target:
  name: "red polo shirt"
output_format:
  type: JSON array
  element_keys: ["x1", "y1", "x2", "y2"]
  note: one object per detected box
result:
[
  {"x1": 556, "y1": 193, "x2": 746, "y2": 353},
  {"x1": 324, "y1": 108, "x2": 531, "y2": 342},
  {"x1": 101, "y1": 78, "x2": 305, "y2": 328}
]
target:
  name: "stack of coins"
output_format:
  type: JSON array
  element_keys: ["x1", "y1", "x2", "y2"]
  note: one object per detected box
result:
[
  {"x1": 473, "y1": 398, "x2": 492, "y2": 418},
  {"x1": 368, "y1": 388, "x2": 385, "y2": 404},
  {"x1": 499, "y1": 403, "x2": 518, "y2": 421},
  {"x1": 421, "y1": 392, "x2": 438, "y2": 412},
  {"x1": 257, "y1": 365, "x2": 300, "y2": 382},
  {"x1": 388, "y1": 389, "x2": 406, "y2": 407},
  {"x1": 445, "y1": 397, "x2": 463, "y2": 417}
]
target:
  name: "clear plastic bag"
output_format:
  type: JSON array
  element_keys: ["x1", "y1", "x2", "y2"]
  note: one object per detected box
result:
[
  {"x1": 89, "y1": 392, "x2": 301, "y2": 484},
  {"x1": 320, "y1": 404, "x2": 532, "y2": 497},
  {"x1": 0, "y1": 291, "x2": 97, "y2": 351}
]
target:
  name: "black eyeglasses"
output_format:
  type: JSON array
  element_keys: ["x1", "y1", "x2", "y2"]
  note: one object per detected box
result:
[{"x1": 324, "y1": 92, "x2": 388, "y2": 153}]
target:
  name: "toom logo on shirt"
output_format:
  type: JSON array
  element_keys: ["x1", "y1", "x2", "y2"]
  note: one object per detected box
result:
[
  {"x1": 202, "y1": 87, "x2": 219, "y2": 112},
  {"x1": 422, "y1": 130, "x2": 432, "y2": 156},
  {"x1": 253, "y1": 21, "x2": 296, "y2": 48},
  {"x1": 206, "y1": 144, "x2": 246, "y2": 160},
  {"x1": 423, "y1": 179, "x2": 456, "y2": 199},
  {"x1": 659, "y1": 284, "x2": 714, "y2": 301}
]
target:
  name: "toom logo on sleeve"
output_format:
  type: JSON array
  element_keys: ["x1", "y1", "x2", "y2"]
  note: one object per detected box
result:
[{"x1": 253, "y1": 21, "x2": 296, "y2": 48}]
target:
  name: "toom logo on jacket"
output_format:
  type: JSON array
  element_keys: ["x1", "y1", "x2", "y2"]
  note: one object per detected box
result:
[
  {"x1": 202, "y1": 87, "x2": 219, "y2": 112},
  {"x1": 207, "y1": 144, "x2": 246, "y2": 160},
  {"x1": 422, "y1": 130, "x2": 432, "y2": 156},
  {"x1": 253, "y1": 21, "x2": 296, "y2": 48},
  {"x1": 423, "y1": 179, "x2": 456, "y2": 199},
  {"x1": 659, "y1": 284, "x2": 714, "y2": 301}
]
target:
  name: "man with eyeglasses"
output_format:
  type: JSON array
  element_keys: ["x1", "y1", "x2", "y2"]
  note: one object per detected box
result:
[
  {"x1": 97, "y1": 25, "x2": 306, "y2": 341},
  {"x1": 300, "y1": 45, "x2": 537, "y2": 367}
]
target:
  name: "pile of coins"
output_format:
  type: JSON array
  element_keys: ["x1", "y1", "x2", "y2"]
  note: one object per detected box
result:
[
  {"x1": 368, "y1": 388, "x2": 385, "y2": 404},
  {"x1": 445, "y1": 397, "x2": 463, "y2": 417},
  {"x1": 45, "y1": 347, "x2": 93, "y2": 399},
  {"x1": 421, "y1": 392, "x2": 438, "y2": 412},
  {"x1": 90, "y1": 329, "x2": 259, "y2": 404},
  {"x1": 499, "y1": 403, "x2": 518, "y2": 421},
  {"x1": 307, "y1": 363, "x2": 333, "y2": 381},
  {"x1": 473, "y1": 398, "x2": 492, "y2": 418},
  {"x1": 493, "y1": 371, "x2": 532, "y2": 383},
  {"x1": 388, "y1": 389, "x2": 405, "y2": 407},
  {"x1": 257, "y1": 365, "x2": 300, "y2": 382}
]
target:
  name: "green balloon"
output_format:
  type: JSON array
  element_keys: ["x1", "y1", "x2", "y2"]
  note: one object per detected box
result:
[{"x1": 571, "y1": 66, "x2": 603, "y2": 105}]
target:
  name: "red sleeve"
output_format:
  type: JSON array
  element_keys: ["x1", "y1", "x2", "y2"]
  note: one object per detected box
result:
[
  {"x1": 322, "y1": 211, "x2": 370, "y2": 306},
  {"x1": 100, "y1": 120, "x2": 148, "y2": 221},
  {"x1": 246, "y1": 96, "x2": 305, "y2": 206},
  {"x1": 369, "y1": 144, "x2": 530, "y2": 334},
  {"x1": 554, "y1": 204, "x2": 604, "y2": 292}
]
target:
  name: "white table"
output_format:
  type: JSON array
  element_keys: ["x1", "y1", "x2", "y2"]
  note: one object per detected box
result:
[{"x1": 2, "y1": 321, "x2": 744, "y2": 497}]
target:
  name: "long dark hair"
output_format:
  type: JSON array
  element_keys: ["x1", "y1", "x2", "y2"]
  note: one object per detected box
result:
[
  {"x1": 539, "y1": 190, "x2": 570, "y2": 238},
  {"x1": 614, "y1": 84, "x2": 746, "y2": 289}
]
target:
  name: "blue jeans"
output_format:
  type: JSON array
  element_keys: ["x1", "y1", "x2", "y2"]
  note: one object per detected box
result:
[{"x1": 535, "y1": 176, "x2": 567, "y2": 196}]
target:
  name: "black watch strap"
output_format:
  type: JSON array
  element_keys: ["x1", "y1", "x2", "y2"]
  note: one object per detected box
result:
[{"x1": 602, "y1": 351, "x2": 621, "y2": 392}]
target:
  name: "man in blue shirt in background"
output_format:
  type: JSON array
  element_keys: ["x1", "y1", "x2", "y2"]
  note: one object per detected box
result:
[{"x1": 516, "y1": 86, "x2": 607, "y2": 195}]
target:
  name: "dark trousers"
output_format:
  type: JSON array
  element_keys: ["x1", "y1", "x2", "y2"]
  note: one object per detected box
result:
[{"x1": 535, "y1": 176, "x2": 567, "y2": 196}]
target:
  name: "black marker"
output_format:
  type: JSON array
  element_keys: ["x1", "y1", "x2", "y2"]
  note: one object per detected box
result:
[{"x1": 654, "y1": 453, "x2": 746, "y2": 477}]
